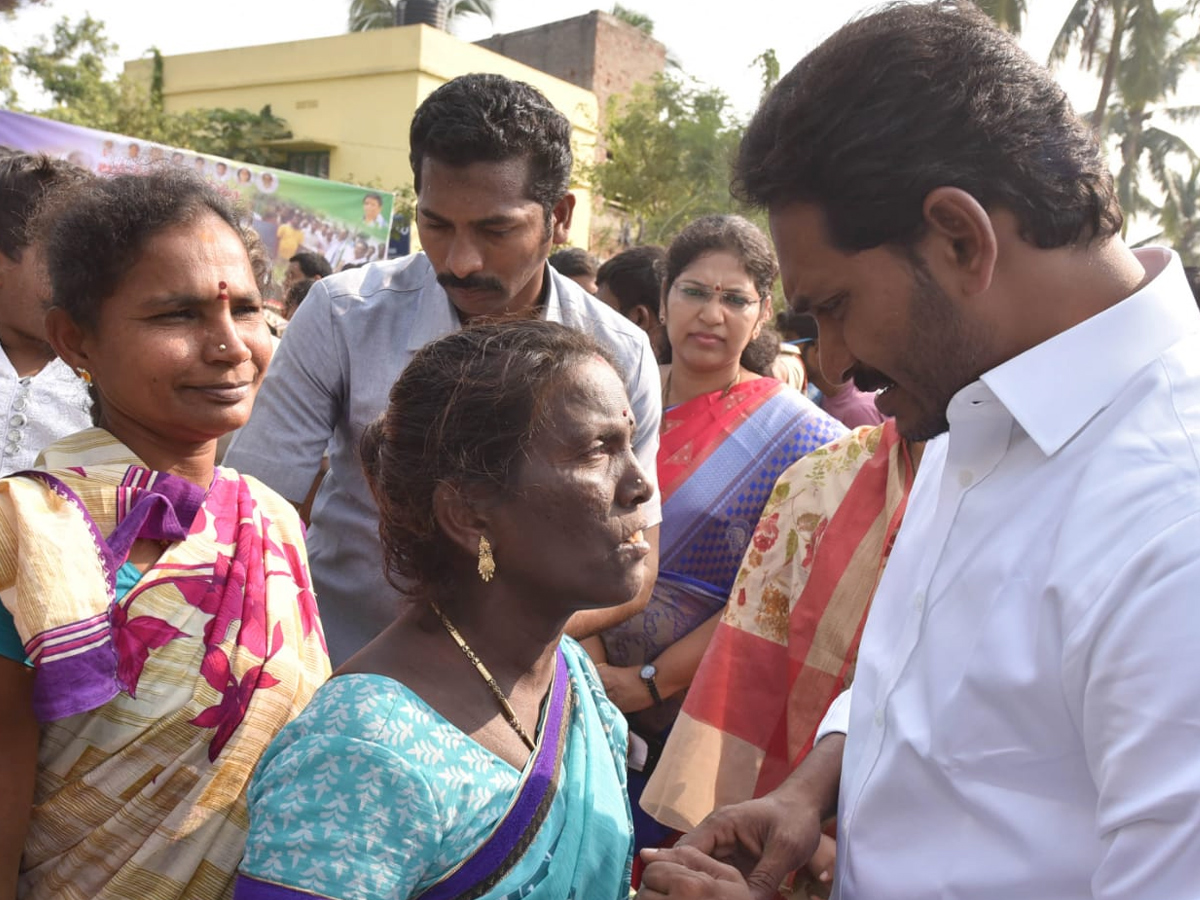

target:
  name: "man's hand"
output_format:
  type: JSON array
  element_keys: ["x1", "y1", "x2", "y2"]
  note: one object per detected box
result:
[
  {"x1": 671, "y1": 791, "x2": 823, "y2": 900},
  {"x1": 643, "y1": 733, "x2": 845, "y2": 900},
  {"x1": 637, "y1": 846, "x2": 754, "y2": 899}
]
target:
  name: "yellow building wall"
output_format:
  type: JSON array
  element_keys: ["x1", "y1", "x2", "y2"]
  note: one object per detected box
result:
[{"x1": 124, "y1": 25, "x2": 599, "y2": 249}]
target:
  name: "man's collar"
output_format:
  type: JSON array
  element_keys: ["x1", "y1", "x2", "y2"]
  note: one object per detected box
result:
[
  {"x1": 964, "y1": 248, "x2": 1198, "y2": 456},
  {"x1": 542, "y1": 262, "x2": 566, "y2": 323}
]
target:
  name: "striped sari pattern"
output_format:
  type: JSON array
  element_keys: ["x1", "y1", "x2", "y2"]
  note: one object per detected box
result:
[
  {"x1": 640, "y1": 422, "x2": 914, "y2": 831},
  {"x1": 1, "y1": 428, "x2": 330, "y2": 900}
]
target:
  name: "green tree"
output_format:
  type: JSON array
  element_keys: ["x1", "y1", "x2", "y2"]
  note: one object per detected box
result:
[
  {"x1": 976, "y1": 0, "x2": 1027, "y2": 34},
  {"x1": 347, "y1": 0, "x2": 495, "y2": 32},
  {"x1": 10, "y1": 17, "x2": 292, "y2": 165},
  {"x1": 751, "y1": 48, "x2": 780, "y2": 100},
  {"x1": 1051, "y1": 0, "x2": 1200, "y2": 133},
  {"x1": 1101, "y1": 5, "x2": 1200, "y2": 226},
  {"x1": 612, "y1": 3, "x2": 654, "y2": 35},
  {"x1": 0, "y1": 0, "x2": 46, "y2": 14},
  {"x1": 586, "y1": 74, "x2": 746, "y2": 244},
  {"x1": 1153, "y1": 161, "x2": 1200, "y2": 262}
]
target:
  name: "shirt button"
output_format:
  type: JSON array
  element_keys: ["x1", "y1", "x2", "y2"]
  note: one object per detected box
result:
[
  {"x1": 958, "y1": 469, "x2": 974, "y2": 487},
  {"x1": 9, "y1": 413, "x2": 26, "y2": 427},
  {"x1": 7, "y1": 429, "x2": 21, "y2": 442},
  {"x1": 913, "y1": 591, "x2": 926, "y2": 612},
  {"x1": 12, "y1": 398, "x2": 27, "y2": 411},
  {"x1": 874, "y1": 707, "x2": 885, "y2": 727}
]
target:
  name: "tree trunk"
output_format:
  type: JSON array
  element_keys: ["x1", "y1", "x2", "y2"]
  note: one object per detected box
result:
[
  {"x1": 1117, "y1": 112, "x2": 1143, "y2": 233},
  {"x1": 1091, "y1": 1, "x2": 1128, "y2": 133}
]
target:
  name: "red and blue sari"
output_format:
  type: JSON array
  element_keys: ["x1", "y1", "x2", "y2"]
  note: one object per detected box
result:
[{"x1": 601, "y1": 376, "x2": 845, "y2": 844}]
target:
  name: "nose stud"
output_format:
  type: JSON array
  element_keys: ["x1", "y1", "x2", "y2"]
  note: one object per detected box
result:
[{"x1": 218, "y1": 344, "x2": 227, "y2": 351}]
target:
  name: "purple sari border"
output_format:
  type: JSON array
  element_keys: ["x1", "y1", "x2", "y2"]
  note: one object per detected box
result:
[
  {"x1": 32, "y1": 639, "x2": 121, "y2": 722},
  {"x1": 25, "y1": 610, "x2": 108, "y2": 657},
  {"x1": 14, "y1": 466, "x2": 207, "y2": 722},
  {"x1": 417, "y1": 646, "x2": 571, "y2": 900},
  {"x1": 107, "y1": 467, "x2": 206, "y2": 564},
  {"x1": 234, "y1": 874, "x2": 334, "y2": 900}
]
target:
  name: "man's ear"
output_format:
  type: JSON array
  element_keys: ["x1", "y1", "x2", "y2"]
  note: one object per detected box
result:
[
  {"x1": 919, "y1": 186, "x2": 998, "y2": 296},
  {"x1": 550, "y1": 193, "x2": 576, "y2": 246},
  {"x1": 45, "y1": 307, "x2": 90, "y2": 373},
  {"x1": 432, "y1": 481, "x2": 493, "y2": 560},
  {"x1": 629, "y1": 304, "x2": 654, "y2": 331}
]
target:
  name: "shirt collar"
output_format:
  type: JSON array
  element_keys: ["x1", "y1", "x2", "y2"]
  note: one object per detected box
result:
[
  {"x1": 542, "y1": 263, "x2": 567, "y2": 324},
  {"x1": 970, "y1": 248, "x2": 1199, "y2": 456}
]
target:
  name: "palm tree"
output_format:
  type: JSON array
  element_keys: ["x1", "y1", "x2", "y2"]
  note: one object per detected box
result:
[
  {"x1": 976, "y1": 0, "x2": 1027, "y2": 35},
  {"x1": 1050, "y1": 0, "x2": 1162, "y2": 133},
  {"x1": 1096, "y1": 5, "x2": 1200, "y2": 228},
  {"x1": 1154, "y1": 162, "x2": 1200, "y2": 262},
  {"x1": 347, "y1": 0, "x2": 495, "y2": 33}
]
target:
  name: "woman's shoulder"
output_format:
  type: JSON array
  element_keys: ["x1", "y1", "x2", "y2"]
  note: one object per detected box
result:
[
  {"x1": 243, "y1": 677, "x2": 445, "y2": 898},
  {"x1": 244, "y1": 672, "x2": 525, "y2": 899},
  {"x1": 217, "y1": 467, "x2": 307, "y2": 535},
  {"x1": 765, "y1": 422, "x2": 890, "y2": 510},
  {"x1": 274, "y1": 673, "x2": 441, "y2": 747}
]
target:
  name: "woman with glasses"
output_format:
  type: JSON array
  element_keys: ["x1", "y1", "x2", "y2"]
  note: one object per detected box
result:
[{"x1": 595, "y1": 214, "x2": 845, "y2": 851}]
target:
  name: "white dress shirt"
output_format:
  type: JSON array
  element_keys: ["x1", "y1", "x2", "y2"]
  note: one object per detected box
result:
[{"x1": 821, "y1": 249, "x2": 1200, "y2": 899}]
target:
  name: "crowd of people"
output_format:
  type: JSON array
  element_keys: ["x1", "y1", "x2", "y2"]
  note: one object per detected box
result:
[{"x1": 2, "y1": 2, "x2": 1200, "y2": 899}]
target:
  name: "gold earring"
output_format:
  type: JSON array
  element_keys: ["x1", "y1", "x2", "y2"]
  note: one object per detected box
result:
[
  {"x1": 477, "y1": 535, "x2": 496, "y2": 583},
  {"x1": 75, "y1": 367, "x2": 92, "y2": 385}
]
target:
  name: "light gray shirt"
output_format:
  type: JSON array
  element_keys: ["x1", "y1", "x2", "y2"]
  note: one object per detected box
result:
[
  {"x1": 0, "y1": 355, "x2": 92, "y2": 476},
  {"x1": 226, "y1": 253, "x2": 662, "y2": 664}
]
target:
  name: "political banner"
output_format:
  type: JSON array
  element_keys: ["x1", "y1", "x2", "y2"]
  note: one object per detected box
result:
[{"x1": 0, "y1": 109, "x2": 394, "y2": 276}]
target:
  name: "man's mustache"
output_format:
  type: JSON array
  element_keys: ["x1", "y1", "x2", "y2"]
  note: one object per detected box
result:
[{"x1": 437, "y1": 272, "x2": 504, "y2": 293}]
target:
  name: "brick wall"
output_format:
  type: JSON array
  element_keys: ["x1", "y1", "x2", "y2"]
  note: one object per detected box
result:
[{"x1": 477, "y1": 11, "x2": 665, "y2": 120}]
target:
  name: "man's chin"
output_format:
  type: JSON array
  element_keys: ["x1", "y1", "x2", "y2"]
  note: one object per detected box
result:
[
  {"x1": 444, "y1": 287, "x2": 509, "y2": 318},
  {"x1": 894, "y1": 411, "x2": 950, "y2": 443}
]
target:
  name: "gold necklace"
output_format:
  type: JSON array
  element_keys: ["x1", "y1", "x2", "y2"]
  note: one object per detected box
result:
[
  {"x1": 432, "y1": 603, "x2": 537, "y2": 752},
  {"x1": 662, "y1": 368, "x2": 741, "y2": 408}
]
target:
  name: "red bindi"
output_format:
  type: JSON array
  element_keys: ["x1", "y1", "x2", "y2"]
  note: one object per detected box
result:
[{"x1": 217, "y1": 280, "x2": 229, "y2": 300}]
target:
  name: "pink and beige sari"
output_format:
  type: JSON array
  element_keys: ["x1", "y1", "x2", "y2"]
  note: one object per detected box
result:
[{"x1": 0, "y1": 428, "x2": 330, "y2": 900}]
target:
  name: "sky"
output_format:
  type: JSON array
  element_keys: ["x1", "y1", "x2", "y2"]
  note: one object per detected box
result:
[
  {"x1": 6, "y1": 0, "x2": 1188, "y2": 241},
  {"x1": 6, "y1": 0, "x2": 1084, "y2": 120}
]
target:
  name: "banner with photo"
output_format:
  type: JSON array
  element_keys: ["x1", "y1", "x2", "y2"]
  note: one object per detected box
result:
[{"x1": 0, "y1": 109, "x2": 395, "y2": 278}]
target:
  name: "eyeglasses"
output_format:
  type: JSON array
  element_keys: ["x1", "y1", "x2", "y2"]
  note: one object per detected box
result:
[{"x1": 672, "y1": 280, "x2": 762, "y2": 313}]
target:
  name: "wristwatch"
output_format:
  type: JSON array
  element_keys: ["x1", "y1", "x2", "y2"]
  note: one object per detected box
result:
[{"x1": 640, "y1": 663, "x2": 663, "y2": 706}]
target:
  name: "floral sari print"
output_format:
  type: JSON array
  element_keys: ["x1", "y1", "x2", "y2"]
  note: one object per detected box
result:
[
  {"x1": 641, "y1": 422, "x2": 914, "y2": 832},
  {"x1": 0, "y1": 428, "x2": 330, "y2": 900},
  {"x1": 236, "y1": 639, "x2": 633, "y2": 900}
]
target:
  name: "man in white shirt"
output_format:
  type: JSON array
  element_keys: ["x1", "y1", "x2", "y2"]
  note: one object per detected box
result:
[{"x1": 636, "y1": 4, "x2": 1200, "y2": 900}]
